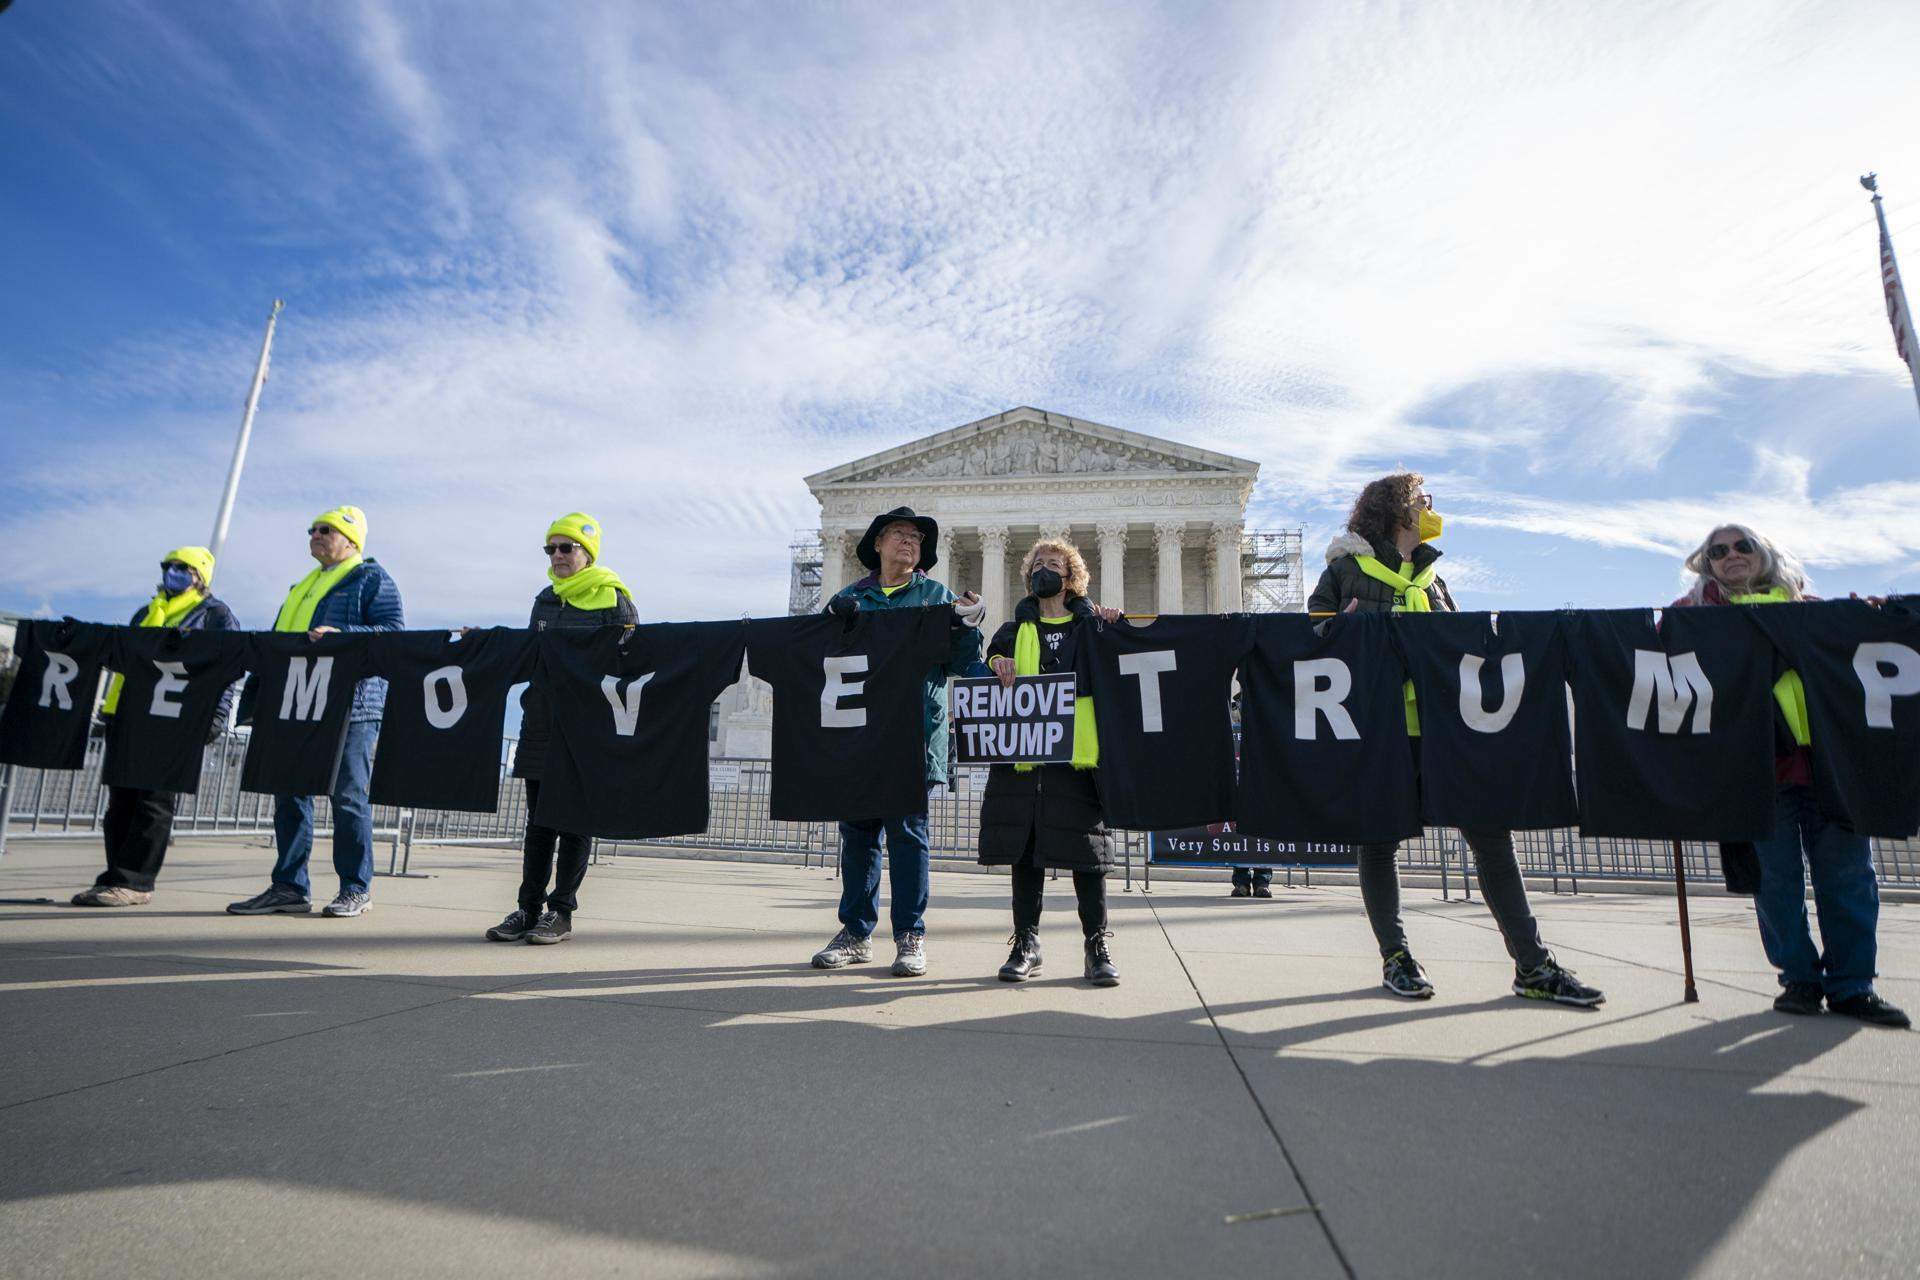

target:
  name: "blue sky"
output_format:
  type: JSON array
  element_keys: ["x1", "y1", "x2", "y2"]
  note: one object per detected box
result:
[{"x1": 4, "y1": 0, "x2": 1920, "y2": 629}]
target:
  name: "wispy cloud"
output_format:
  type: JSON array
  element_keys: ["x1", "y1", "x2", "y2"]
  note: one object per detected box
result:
[{"x1": 2, "y1": 0, "x2": 1918, "y2": 626}]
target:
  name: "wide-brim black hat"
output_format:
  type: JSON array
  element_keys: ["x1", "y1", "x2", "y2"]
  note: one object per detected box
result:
[{"x1": 856, "y1": 506, "x2": 939, "y2": 572}]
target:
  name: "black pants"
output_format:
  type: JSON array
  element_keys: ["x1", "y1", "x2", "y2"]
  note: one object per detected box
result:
[
  {"x1": 96, "y1": 787, "x2": 178, "y2": 892},
  {"x1": 519, "y1": 779, "x2": 591, "y2": 917},
  {"x1": 1355, "y1": 829, "x2": 1549, "y2": 969},
  {"x1": 1011, "y1": 862, "x2": 1107, "y2": 937},
  {"x1": 1231, "y1": 866, "x2": 1273, "y2": 889}
]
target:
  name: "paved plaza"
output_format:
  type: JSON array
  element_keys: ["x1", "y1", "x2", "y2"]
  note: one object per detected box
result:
[{"x1": 0, "y1": 836, "x2": 1914, "y2": 1279}]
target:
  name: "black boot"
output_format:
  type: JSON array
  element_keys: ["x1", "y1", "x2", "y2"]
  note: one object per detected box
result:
[
  {"x1": 998, "y1": 928, "x2": 1043, "y2": 982},
  {"x1": 1084, "y1": 931, "x2": 1120, "y2": 987}
]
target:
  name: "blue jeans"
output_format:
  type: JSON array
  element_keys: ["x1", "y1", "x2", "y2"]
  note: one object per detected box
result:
[
  {"x1": 271, "y1": 719, "x2": 379, "y2": 899},
  {"x1": 1752, "y1": 783, "x2": 1880, "y2": 1000},
  {"x1": 837, "y1": 814, "x2": 931, "y2": 938}
]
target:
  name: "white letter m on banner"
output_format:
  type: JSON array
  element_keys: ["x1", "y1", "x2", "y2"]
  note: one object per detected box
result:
[{"x1": 1627, "y1": 650, "x2": 1713, "y2": 735}]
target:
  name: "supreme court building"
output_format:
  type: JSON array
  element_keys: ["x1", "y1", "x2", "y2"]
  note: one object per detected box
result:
[{"x1": 713, "y1": 407, "x2": 1301, "y2": 757}]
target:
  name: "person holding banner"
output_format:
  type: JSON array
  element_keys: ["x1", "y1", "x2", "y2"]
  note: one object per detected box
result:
[
  {"x1": 1308, "y1": 472, "x2": 1602, "y2": 1006},
  {"x1": 228, "y1": 506, "x2": 403, "y2": 919},
  {"x1": 70, "y1": 546, "x2": 239, "y2": 907},
  {"x1": 1672, "y1": 524, "x2": 1907, "y2": 1028},
  {"x1": 979, "y1": 539, "x2": 1124, "y2": 985},
  {"x1": 484, "y1": 512, "x2": 637, "y2": 946},
  {"x1": 808, "y1": 506, "x2": 984, "y2": 977}
]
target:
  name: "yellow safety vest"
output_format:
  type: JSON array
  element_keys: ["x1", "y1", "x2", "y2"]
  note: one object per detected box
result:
[
  {"x1": 1728, "y1": 587, "x2": 1812, "y2": 747},
  {"x1": 1354, "y1": 555, "x2": 1435, "y2": 735},
  {"x1": 1011, "y1": 617, "x2": 1099, "y2": 771}
]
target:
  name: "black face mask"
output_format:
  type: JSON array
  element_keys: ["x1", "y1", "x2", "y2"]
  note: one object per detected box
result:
[{"x1": 1028, "y1": 567, "x2": 1064, "y2": 599}]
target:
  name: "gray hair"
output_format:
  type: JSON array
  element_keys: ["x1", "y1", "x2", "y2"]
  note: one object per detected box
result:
[{"x1": 1680, "y1": 522, "x2": 1809, "y2": 601}]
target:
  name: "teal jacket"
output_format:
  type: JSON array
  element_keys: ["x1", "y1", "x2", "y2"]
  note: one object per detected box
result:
[{"x1": 827, "y1": 571, "x2": 983, "y2": 787}]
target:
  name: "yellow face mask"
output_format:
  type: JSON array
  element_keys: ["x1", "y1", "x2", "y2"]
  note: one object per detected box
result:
[{"x1": 1417, "y1": 508, "x2": 1443, "y2": 542}]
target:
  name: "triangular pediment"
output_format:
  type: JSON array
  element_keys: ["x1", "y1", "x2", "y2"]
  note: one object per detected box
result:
[{"x1": 806, "y1": 407, "x2": 1258, "y2": 488}]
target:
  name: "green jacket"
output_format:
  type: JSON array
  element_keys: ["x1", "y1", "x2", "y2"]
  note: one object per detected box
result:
[{"x1": 827, "y1": 571, "x2": 983, "y2": 787}]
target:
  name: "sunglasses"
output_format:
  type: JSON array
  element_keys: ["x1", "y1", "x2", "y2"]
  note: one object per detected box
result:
[
  {"x1": 307, "y1": 525, "x2": 336, "y2": 537},
  {"x1": 1707, "y1": 539, "x2": 1755, "y2": 560},
  {"x1": 543, "y1": 542, "x2": 583, "y2": 557}
]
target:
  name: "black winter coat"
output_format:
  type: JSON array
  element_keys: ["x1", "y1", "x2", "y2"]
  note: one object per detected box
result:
[
  {"x1": 975, "y1": 597, "x2": 1114, "y2": 873},
  {"x1": 1305, "y1": 532, "x2": 1458, "y2": 615},
  {"x1": 512, "y1": 585, "x2": 638, "y2": 780}
]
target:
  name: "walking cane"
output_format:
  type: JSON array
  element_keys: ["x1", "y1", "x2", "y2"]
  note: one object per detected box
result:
[{"x1": 1671, "y1": 839, "x2": 1699, "y2": 1003}]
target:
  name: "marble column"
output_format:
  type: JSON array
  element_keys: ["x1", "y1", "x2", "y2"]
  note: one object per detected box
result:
[
  {"x1": 1154, "y1": 520, "x2": 1186, "y2": 615},
  {"x1": 1095, "y1": 521, "x2": 1129, "y2": 612},
  {"x1": 1211, "y1": 521, "x2": 1244, "y2": 612},
  {"x1": 978, "y1": 526, "x2": 1011, "y2": 632},
  {"x1": 819, "y1": 529, "x2": 849, "y2": 600}
]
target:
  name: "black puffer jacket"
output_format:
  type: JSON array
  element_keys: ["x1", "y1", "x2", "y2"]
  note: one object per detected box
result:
[
  {"x1": 1306, "y1": 532, "x2": 1457, "y2": 615},
  {"x1": 512, "y1": 585, "x2": 638, "y2": 780},
  {"x1": 975, "y1": 595, "x2": 1114, "y2": 873}
]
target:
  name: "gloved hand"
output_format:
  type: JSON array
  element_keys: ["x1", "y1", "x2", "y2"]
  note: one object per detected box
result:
[
  {"x1": 826, "y1": 594, "x2": 859, "y2": 619},
  {"x1": 951, "y1": 591, "x2": 985, "y2": 629}
]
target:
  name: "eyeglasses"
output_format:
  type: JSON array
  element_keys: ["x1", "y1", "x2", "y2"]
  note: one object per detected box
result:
[
  {"x1": 1414, "y1": 493, "x2": 1434, "y2": 509},
  {"x1": 543, "y1": 543, "x2": 583, "y2": 557},
  {"x1": 307, "y1": 525, "x2": 334, "y2": 537},
  {"x1": 1707, "y1": 539, "x2": 1755, "y2": 560}
]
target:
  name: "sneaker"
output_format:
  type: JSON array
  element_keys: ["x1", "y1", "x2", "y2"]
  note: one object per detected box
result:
[
  {"x1": 322, "y1": 890, "x2": 372, "y2": 918},
  {"x1": 1773, "y1": 981, "x2": 1824, "y2": 1016},
  {"x1": 1827, "y1": 991, "x2": 1911, "y2": 1029},
  {"x1": 71, "y1": 885, "x2": 152, "y2": 907},
  {"x1": 998, "y1": 929, "x2": 1043, "y2": 982},
  {"x1": 891, "y1": 930, "x2": 927, "y2": 977},
  {"x1": 1230, "y1": 884, "x2": 1251, "y2": 898},
  {"x1": 1252, "y1": 884, "x2": 1273, "y2": 899},
  {"x1": 227, "y1": 886, "x2": 312, "y2": 915},
  {"x1": 810, "y1": 928, "x2": 873, "y2": 969},
  {"x1": 526, "y1": 909, "x2": 571, "y2": 945},
  {"x1": 1084, "y1": 931, "x2": 1120, "y2": 987},
  {"x1": 1513, "y1": 956, "x2": 1604, "y2": 1008},
  {"x1": 1382, "y1": 950, "x2": 1434, "y2": 1000},
  {"x1": 486, "y1": 909, "x2": 537, "y2": 942}
]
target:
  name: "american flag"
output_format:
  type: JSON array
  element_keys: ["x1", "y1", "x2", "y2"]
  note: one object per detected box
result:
[{"x1": 1866, "y1": 174, "x2": 1920, "y2": 414}]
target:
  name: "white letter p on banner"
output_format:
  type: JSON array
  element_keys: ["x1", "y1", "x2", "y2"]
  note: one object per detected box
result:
[{"x1": 1855, "y1": 642, "x2": 1920, "y2": 728}]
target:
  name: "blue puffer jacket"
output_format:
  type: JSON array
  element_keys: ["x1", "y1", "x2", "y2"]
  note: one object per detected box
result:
[
  {"x1": 239, "y1": 559, "x2": 405, "y2": 723},
  {"x1": 826, "y1": 571, "x2": 982, "y2": 787}
]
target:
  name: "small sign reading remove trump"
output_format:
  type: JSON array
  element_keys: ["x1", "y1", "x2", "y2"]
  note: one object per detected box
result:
[{"x1": 951, "y1": 673, "x2": 1077, "y2": 765}]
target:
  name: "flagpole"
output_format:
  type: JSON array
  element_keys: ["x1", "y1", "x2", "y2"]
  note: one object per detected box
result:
[
  {"x1": 209, "y1": 299, "x2": 284, "y2": 566},
  {"x1": 1863, "y1": 174, "x2": 1920, "y2": 419}
]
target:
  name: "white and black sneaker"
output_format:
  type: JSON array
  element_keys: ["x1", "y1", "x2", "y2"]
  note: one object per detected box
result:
[
  {"x1": 1382, "y1": 950, "x2": 1435, "y2": 1000},
  {"x1": 811, "y1": 928, "x2": 873, "y2": 969},
  {"x1": 891, "y1": 930, "x2": 927, "y2": 977},
  {"x1": 526, "y1": 909, "x2": 572, "y2": 944},
  {"x1": 322, "y1": 890, "x2": 372, "y2": 918}
]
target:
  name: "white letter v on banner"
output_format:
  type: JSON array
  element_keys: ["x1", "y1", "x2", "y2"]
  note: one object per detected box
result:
[{"x1": 601, "y1": 672, "x2": 655, "y2": 737}]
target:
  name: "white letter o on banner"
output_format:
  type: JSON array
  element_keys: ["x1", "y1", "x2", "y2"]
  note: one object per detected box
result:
[{"x1": 424, "y1": 665, "x2": 469, "y2": 730}]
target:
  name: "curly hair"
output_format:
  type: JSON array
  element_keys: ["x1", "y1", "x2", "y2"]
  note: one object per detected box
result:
[
  {"x1": 1018, "y1": 538, "x2": 1090, "y2": 599},
  {"x1": 1346, "y1": 471, "x2": 1425, "y2": 546}
]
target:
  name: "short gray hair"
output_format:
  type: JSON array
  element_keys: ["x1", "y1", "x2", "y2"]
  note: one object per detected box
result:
[{"x1": 1680, "y1": 522, "x2": 1808, "y2": 601}]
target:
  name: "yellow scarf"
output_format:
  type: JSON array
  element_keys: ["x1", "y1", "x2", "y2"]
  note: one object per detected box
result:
[
  {"x1": 549, "y1": 564, "x2": 630, "y2": 612},
  {"x1": 1355, "y1": 554, "x2": 1435, "y2": 735},
  {"x1": 102, "y1": 588, "x2": 205, "y2": 715},
  {"x1": 1729, "y1": 586, "x2": 1812, "y2": 747},
  {"x1": 1012, "y1": 617, "x2": 1099, "y2": 771},
  {"x1": 273, "y1": 555, "x2": 363, "y2": 633}
]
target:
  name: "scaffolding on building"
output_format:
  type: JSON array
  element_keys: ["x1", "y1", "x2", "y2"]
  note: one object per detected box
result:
[
  {"x1": 1241, "y1": 528, "x2": 1305, "y2": 612},
  {"x1": 788, "y1": 533, "x2": 822, "y2": 616}
]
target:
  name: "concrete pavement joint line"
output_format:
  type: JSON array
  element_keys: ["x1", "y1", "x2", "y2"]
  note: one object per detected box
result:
[
  {"x1": 1143, "y1": 894, "x2": 1357, "y2": 1280},
  {"x1": 0, "y1": 970, "x2": 553, "y2": 1115}
]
